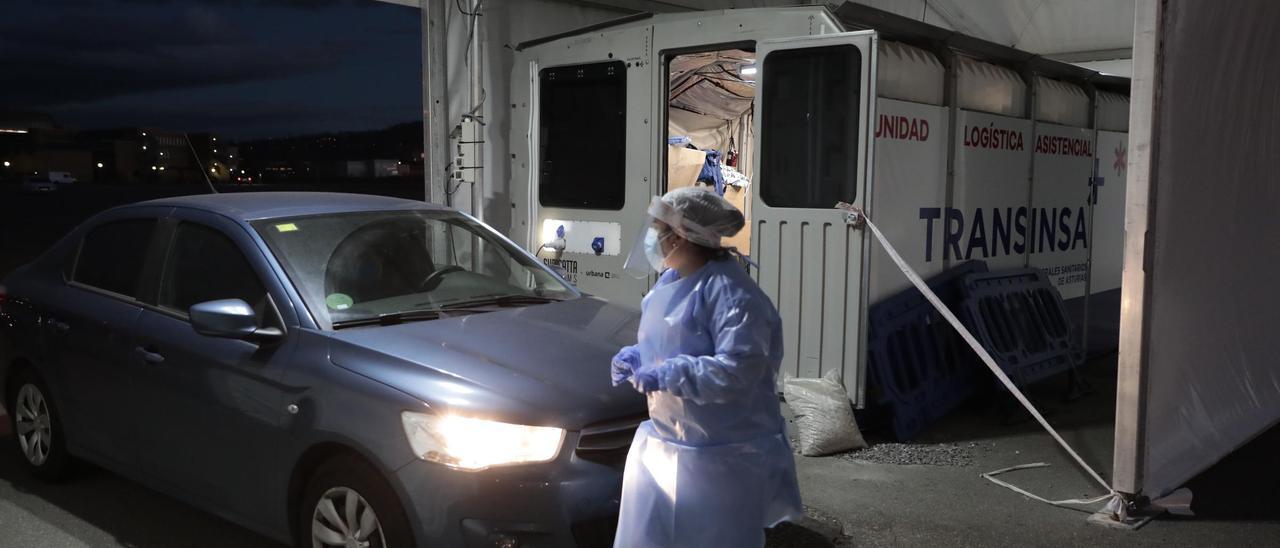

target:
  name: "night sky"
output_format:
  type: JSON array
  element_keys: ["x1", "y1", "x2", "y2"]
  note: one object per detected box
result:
[{"x1": 1, "y1": 0, "x2": 421, "y2": 139}]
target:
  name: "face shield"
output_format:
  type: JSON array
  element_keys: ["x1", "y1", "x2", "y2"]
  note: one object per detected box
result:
[{"x1": 622, "y1": 195, "x2": 731, "y2": 278}]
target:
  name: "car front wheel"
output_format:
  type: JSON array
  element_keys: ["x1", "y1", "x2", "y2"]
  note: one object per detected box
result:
[
  {"x1": 7, "y1": 369, "x2": 72, "y2": 479},
  {"x1": 297, "y1": 455, "x2": 414, "y2": 548}
]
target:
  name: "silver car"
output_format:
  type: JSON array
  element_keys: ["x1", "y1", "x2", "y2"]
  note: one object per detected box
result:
[{"x1": 0, "y1": 192, "x2": 645, "y2": 547}]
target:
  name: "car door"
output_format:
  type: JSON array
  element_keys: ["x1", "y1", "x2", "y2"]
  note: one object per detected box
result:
[
  {"x1": 130, "y1": 210, "x2": 297, "y2": 522},
  {"x1": 751, "y1": 32, "x2": 877, "y2": 401},
  {"x1": 41, "y1": 211, "x2": 166, "y2": 468}
]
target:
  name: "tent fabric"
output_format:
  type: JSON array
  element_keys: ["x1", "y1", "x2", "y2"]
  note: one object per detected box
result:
[
  {"x1": 668, "y1": 50, "x2": 755, "y2": 121},
  {"x1": 1127, "y1": 0, "x2": 1280, "y2": 498}
]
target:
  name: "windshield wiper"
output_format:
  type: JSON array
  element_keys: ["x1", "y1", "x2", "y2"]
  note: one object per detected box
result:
[
  {"x1": 440, "y1": 294, "x2": 564, "y2": 310},
  {"x1": 332, "y1": 309, "x2": 445, "y2": 330}
]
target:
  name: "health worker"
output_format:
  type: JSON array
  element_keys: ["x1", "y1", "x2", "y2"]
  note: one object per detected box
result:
[{"x1": 611, "y1": 186, "x2": 803, "y2": 547}]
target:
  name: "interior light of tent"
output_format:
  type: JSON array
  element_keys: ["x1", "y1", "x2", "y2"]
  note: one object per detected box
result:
[{"x1": 740, "y1": 65, "x2": 758, "y2": 76}]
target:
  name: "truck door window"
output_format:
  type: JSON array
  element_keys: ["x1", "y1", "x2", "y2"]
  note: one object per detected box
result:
[
  {"x1": 538, "y1": 61, "x2": 626, "y2": 210},
  {"x1": 759, "y1": 45, "x2": 862, "y2": 208}
]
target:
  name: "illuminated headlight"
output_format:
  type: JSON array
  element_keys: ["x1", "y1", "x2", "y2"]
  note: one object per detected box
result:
[{"x1": 401, "y1": 412, "x2": 565, "y2": 471}]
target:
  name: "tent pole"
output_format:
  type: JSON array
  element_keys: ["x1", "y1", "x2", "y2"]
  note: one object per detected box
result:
[
  {"x1": 423, "y1": 0, "x2": 449, "y2": 206},
  {"x1": 1112, "y1": 0, "x2": 1162, "y2": 497}
]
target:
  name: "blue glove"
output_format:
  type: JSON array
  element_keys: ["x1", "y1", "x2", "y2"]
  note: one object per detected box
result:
[
  {"x1": 611, "y1": 347, "x2": 640, "y2": 386},
  {"x1": 630, "y1": 366, "x2": 663, "y2": 393}
]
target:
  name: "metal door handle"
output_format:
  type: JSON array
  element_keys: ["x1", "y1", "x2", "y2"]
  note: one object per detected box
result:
[{"x1": 135, "y1": 346, "x2": 165, "y2": 364}]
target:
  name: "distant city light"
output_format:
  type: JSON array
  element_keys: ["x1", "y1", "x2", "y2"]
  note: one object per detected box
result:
[
  {"x1": 142, "y1": 132, "x2": 148, "y2": 137},
  {"x1": 159, "y1": 151, "x2": 165, "y2": 156},
  {"x1": 210, "y1": 168, "x2": 217, "y2": 174},
  {"x1": 213, "y1": 149, "x2": 218, "y2": 153},
  {"x1": 212, "y1": 137, "x2": 217, "y2": 141},
  {"x1": 240, "y1": 169, "x2": 245, "y2": 174},
  {"x1": 159, "y1": 166, "x2": 166, "y2": 171},
  {"x1": 97, "y1": 162, "x2": 104, "y2": 168},
  {"x1": 142, "y1": 145, "x2": 148, "y2": 150},
  {"x1": 229, "y1": 154, "x2": 234, "y2": 159},
  {"x1": 2, "y1": 161, "x2": 9, "y2": 167},
  {"x1": 151, "y1": 166, "x2": 157, "y2": 171},
  {"x1": 0, "y1": 129, "x2": 29, "y2": 134}
]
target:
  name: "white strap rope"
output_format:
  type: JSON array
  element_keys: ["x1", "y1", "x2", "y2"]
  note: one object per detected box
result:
[
  {"x1": 837, "y1": 203, "x2": 1115, "y2": 506},
  {"x1": 983, "y1": 464, "x2": 1115, "y2": 508}
]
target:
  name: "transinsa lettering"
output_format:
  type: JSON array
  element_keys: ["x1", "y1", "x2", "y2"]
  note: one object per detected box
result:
[{"x1": 919, "y1": 206, "x2": 1088, "y2": 262}]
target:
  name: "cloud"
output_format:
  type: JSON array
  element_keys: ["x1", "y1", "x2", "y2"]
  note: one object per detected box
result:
[
  {"x1": 0, "y1": 0, "x2": 420, "y2": 137},
  {"x1": 0, "y1": 4, "x2": 353, "y2": 107}
]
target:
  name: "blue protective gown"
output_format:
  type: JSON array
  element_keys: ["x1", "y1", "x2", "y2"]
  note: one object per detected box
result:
[{"x1": 614, "y1": 259, "x2": 803, "y2": 548}]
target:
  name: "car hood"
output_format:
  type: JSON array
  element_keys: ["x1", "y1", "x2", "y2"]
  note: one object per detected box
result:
[{"x1": 328, "y1": 297, "x2": 646, "y2": 430}]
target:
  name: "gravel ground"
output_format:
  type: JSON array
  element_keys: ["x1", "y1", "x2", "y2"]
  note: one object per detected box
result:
[{"x1": 836, "y1": 441, "x2": 995, "y2": 467}]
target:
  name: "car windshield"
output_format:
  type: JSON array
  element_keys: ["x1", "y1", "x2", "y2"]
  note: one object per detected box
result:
[{"x1": 253, "y1": 210, "x2": 577, "y2": 328}]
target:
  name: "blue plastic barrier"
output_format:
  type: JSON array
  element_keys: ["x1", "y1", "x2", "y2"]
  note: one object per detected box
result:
[
  {"x1": 957, "y1": 268, "x2": 1080, "y2": 387},
  {"x1": 865, "y1": 261, "x2": 988, "y2": 441}
]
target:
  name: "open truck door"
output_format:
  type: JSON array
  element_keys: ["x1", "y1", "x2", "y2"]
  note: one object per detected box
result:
[
  {"x1": 752, "y1": 31, "x2": 877, "y2": 400},
  {"x1": 513, "y1": 24, "x2": 656, "y2": 304}
]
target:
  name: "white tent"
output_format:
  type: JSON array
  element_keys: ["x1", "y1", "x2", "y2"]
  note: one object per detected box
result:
[{"x1": 384, "y1": 0, "x2": 1280, "y2": 517}]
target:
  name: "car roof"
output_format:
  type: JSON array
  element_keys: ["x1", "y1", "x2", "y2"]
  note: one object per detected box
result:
[{"x1": 131, "y1": 191, "x2": 450, "y2": 221}]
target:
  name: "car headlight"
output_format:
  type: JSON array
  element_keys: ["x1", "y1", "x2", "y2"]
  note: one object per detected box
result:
[{"x1": 401, "y1": 411, "x2": 565, "y2": 471}]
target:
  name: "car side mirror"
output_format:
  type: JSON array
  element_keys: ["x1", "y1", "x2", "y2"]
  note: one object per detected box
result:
[{"x1": 189, "y1": 299, "x2": 283, "y2": 344}]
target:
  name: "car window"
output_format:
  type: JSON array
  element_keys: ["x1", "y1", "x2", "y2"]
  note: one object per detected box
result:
[
  {"x1": 72, "y1": 219, "x2": 157, "y2": 298},
  {"x1": 253, "y1": 210, "x2": 577, "y2": 327},
  {"x1": 159, "y1": 222, "x2": 272, "y2": 324}
]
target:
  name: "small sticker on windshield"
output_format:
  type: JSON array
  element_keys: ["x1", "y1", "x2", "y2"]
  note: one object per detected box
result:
[
  {"x1": 275, "y1": 223, "x2": 299, "y2": 233},
  {"x1": 326, "y1": 293, "x2": 354, "y2": 310}
]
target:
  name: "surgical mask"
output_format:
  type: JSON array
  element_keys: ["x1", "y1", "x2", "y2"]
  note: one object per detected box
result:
[{"x1": 643, "y1": 227, "x2": 669, "y2": 271}]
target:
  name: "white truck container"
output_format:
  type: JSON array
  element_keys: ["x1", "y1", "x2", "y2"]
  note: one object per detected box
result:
[
  {"x1": 509, "y1": 3, "x2": 1129, "y2": 403},
  {"x1": 47, "y1": 171, "x2": 77, "y2": 184}
]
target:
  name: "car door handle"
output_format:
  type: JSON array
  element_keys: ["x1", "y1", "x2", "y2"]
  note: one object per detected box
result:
[{"x1": 135, "y1": 346, "x2": 165, "y2": 364}]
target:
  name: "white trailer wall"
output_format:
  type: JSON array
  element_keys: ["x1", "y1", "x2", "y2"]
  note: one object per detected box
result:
[
  {"x1": 1115, "y1": 0, "x2": 1280, "y2": 498},
  {"x1": 869, "y1": 98, "x2": 948, "y2": 303},
  {"x1": 1091, "y1": 130, "x2": 1128, "y2": 293},
  {"x1": 1027, "y1": 122, "x2": 1094, "y2": 299},
  {"x1": 440, "y1": 0, "x2": 632, "y2": 233}
]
